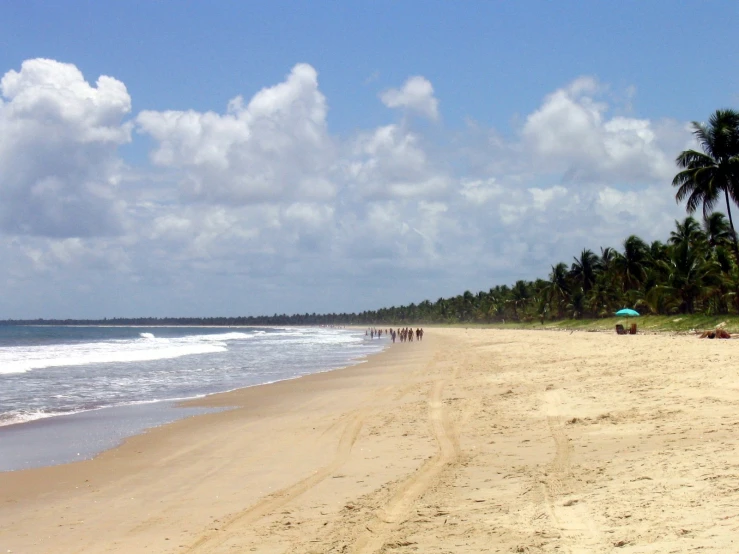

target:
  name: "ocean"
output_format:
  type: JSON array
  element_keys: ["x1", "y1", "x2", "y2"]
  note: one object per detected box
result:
[{"x1": 0, "y1": 326, "x2": 386, "y2": 471}]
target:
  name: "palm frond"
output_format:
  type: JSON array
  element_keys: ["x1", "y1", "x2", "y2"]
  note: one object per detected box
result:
[
  {"x1": 691, "y1": 122, "x2": 714, "y2": 158},
  {"x1": 675, "y1": 149, "x2": 714, "y2": 169}
]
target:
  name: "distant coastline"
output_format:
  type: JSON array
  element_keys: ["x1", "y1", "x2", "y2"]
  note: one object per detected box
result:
[{"x1": 0, "y1": 316, "x2": 357, "y2": 327}]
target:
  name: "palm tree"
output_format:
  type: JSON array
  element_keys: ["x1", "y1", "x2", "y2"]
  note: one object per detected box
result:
[
  {"x1": 507, "y1": 280, "x2": 530, "y2": 321},
  {"x1": 587, "y1": 275, "x2": 619, "y2": 316},
  {"x1": 614, "y1": 235, "x2": 650, "y2": 291},
  {"x1": 460, "y1": 290, "x2": 475, "y2": 320},
  {"x1": 704, "y1": 245, "x2": 734, "y2": 314},
  {"x1": 435, "y1": 297, "x2": 450, "y2": 320},
  {"x1": 545, "y1": 262, "x2": 571, "y2": 318},
  {"x1": 597, "y1": 246, "x2": 617, "y2": 274},
  {"x1": 656, "y1": 239, "x2": 720, "y2": 313},
  {"x1": 669, "y1": 216, "x2": 705, "y2": 246},
  {"x1": 570, "y1": 249, "x2": 599, "y2": 293},
  {"x1": 703, "y1": 212, "x2": 735, "y2": 249},
  {"x1": 673, "y1": 108, "x2": 739, "y2": 258},
  {"x1": 649, "y1": 240, "x2": 669, "y2": 264}
]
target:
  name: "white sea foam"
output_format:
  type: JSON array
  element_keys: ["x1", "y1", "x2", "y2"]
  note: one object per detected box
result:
[
  {"x1": 0, "y1": 327, "x2": 387, "y2": 436},
  {"x1": 0, "y1": 331, "x2": 256, "y2": 374},
  {"x1": 0, "y1": 408, "x2": 85, "y2": 427},
  {"x1": 0, "y1": 394, "x2": 211, "y2": 428},
  {"x1": 193, "y1": 332, "x2": 254, "y2": 341}
]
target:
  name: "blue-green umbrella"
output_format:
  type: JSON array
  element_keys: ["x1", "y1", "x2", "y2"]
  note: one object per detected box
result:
[{"x1": 615, "y1": 308, "x2": 640, "y2": 317}]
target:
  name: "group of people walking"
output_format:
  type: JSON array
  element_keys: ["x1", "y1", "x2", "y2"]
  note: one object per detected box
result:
[
  {"x1": 393, "y1": 327, "x2": 423, "y2": 343},
  {"x1": 366, "y1": 327, "x2": 424, "y2": 343}
]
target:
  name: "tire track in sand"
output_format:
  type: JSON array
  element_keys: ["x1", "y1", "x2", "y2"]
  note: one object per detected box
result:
[
  {"x1": 185, "y1": 411, "x2": 366, "y2": 553},
  {"x1": 541, "y1": 390, "x2": 603, "y2": 553},
  {"x1": 351, "y1": 376, "x2": 460, "y2": 554}
]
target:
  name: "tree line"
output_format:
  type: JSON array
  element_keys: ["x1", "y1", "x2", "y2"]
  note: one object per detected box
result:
[
  {"x1": 360, "y1": 109, "x2": 739, "y2": 323},
  {"x1": 2, "y1": 109, "x2": 737, "y2": 327}
]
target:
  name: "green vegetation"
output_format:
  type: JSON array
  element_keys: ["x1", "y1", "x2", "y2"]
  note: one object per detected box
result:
[
  {"x1": 426, "y1": 315, "x2": 739, "y2": 334},
  {"x1": 346, "y1": 109, "x2": 739, "y2": 327},
  {"x1": 2, "y1": 109, "x2": 738, "y2": 332}
]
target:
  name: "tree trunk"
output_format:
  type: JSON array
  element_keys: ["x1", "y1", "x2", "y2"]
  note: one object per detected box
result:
[{"x1": 724, "y1": 189, "x2": 739, "y2": 259}]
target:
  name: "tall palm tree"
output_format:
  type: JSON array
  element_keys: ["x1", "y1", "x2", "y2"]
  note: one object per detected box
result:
[
  {"x1": 649, "y1": 240, "x2": 669, "y2": 264},
  {"x1": 669, "y1": 216, "x2": 705, "y2": 246},
  {"x1": 546, "y1": 262, "x2": 571, "y2": 318},
  {"x1": 508, "y1": 280, "x2": 530, "y2": 321},
  {"x1": 587, "y1": 275, "x2": 619, "y2": 317},
  {"x1": 656, "y1": 239, "x2": 720, "y2": 313},
  {"x1": 614, "y1": 235, "x2": 650, "y2": 291},
  {"x1": 570, "y1": 249, "x2": 599, "y2": 293},
  {"x1": 597, "y1": 246, "x2": 617, "y2": 274},
  {"x1": 460, "y1": 290, "x2": 475, "y2": 320},
  {"x1": 703, "y1": 212, "x2": 735, "y2": 249},
  {"x1": 435, "y1": 297, "x2": 449, "y2": 320},
  {"x1": 673, "y1": 108, "x2": 739, "y2": 257}
]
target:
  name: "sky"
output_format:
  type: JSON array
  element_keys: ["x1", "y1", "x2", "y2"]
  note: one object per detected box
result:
[{"x1": 0, "y1": 1, "x2": 737, "y2": 319}]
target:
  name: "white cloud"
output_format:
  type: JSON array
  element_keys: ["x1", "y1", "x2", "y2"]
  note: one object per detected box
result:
[
  {"x1": 0, "y1": 58, "x2": 132, "y2": 237},
  {"x1": 137, "y1": 63, "x2": 336, "y2": 205},
  {"x1": 460, "y1": 178, "x2": 505, "y2": 205},
  {"x1": 529, "y1": 185, "x2": 568, "y2": 211},
  {"x1": 380, "y1": 76, "x2": 439, "y2": 120},
  {"x1": 522, "y1": 77, "x2": 673, "y2": 184},
  {"x1": 21, "y1": 236, "x2": 131, "y2": 273},
  {"x1": 344, "y1": 124, "x2": 450, "y2": 199},
  {"x1": 595, "y1": 185, "x2": 678, "y2": 237},
  {"x1": 0, "y1": 62, "x2": 695, "y2": 318}
]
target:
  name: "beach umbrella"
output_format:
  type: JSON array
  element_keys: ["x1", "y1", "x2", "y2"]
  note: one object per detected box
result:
[{"x1": 615, "y1": 308, "x2": 640, "y2": 317}]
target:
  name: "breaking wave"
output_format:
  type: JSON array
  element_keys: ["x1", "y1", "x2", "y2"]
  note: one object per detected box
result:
[{"x1": 0, "y1": 331, "x2": 255, "y2": 374}]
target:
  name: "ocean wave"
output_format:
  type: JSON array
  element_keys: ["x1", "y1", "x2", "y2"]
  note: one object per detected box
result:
[
  {"x1": 0, "y1": 330, "x2": 262, "y2": 375},
  {"x1": 0, "y1": 408, "x2": 85, "y2": 427},
  {"x1": 0, "y1": 393, "x2": 210, "y2": 428},
  {"x1": 0, "y1": 328, "x2": 386, "y2": 441},
  {"x1": 0, "y1": 341, "x2": 224, "y2": 374},
  {"x1": 192, "y1": 332, "x2": 254, "y2": 342}
]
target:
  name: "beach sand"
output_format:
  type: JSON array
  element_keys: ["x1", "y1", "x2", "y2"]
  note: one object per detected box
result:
[{"x1": 2, "y1": 328, "x2": 739, "y2": 552}]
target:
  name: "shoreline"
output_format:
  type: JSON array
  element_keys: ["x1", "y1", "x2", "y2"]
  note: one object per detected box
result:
[
  {"x1": 0, "y1": 334, "x2": 389, "y2": 471},
  {"x1": 0, "y1": 335, "x2": 407, "y2": 498},
  {"x1": 3, "y1": 328, "x2": 738, "y2": 552}
]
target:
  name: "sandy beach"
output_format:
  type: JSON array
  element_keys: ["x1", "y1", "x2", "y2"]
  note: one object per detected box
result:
[{"x1": 2, "y1": 328, "x2": 739, "y2": 553}]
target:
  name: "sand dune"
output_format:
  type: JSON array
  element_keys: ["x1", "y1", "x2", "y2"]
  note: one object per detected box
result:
[{"x1": 2, "y1": 328, "x2": 739, "y2": 552}]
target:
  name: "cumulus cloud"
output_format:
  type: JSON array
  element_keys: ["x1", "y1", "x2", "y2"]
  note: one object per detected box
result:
[
  {"x1": 137, "y1": 63, "x2": 336, "y2": 205},
  {"x1": 460, "y1": 178, "x2": 505, "y2": 205},
  {"x1": 343, "y1": 124, "x2": 450, "y2": 200},
  {"x1": 380, "y1": 76, "x2": 439, "y2": 120},
  {"x1": 522, "y1": 77, "x2": 673, "y2": 184},
  {"x1": 0, "y1": 59, "x2": 131, "y2": 237},
  {"x1": 0, "y1": 61, "x2": 695, "y2": 318}
]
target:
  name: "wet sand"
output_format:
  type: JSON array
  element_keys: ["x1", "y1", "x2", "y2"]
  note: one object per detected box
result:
[{"x1": 2, "y1": 328, "x2": 738, "y2": 553}]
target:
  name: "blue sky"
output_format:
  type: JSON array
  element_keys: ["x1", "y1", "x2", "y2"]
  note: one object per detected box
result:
[
  {"x1": 0, "y1": 1, "x2": 737, "y2": 318},
  {"x1": 4, "y1": 2, "x2": 737, "y2": 127}
]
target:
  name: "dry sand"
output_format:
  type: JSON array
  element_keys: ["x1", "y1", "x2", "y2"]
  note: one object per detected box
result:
[{"x1": 2, "y1": 328, "x2": 739, "y2": 553}]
